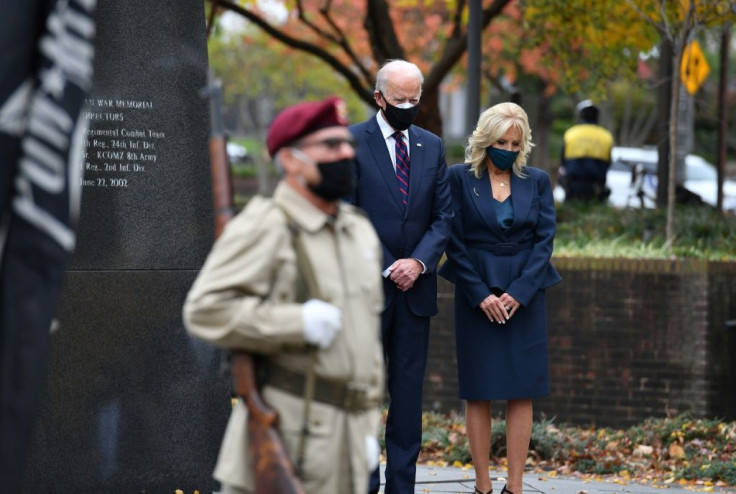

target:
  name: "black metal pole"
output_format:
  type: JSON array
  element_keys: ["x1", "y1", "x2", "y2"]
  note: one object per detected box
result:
[{"x1": 466, "y1": 0, "x2": 481, "y2": 135}]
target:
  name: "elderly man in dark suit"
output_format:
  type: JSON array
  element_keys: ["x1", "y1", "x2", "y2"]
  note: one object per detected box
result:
[{"x1": 349, "y1": 59, "x2": 453, "y2": 494}]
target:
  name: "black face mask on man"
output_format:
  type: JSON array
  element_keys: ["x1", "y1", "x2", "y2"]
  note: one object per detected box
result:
[
  {"x1": 290, "y1": 148, "x2": 355, "y2": 201},
  {"x1": 379, "y1": 91, "x2": 420, "y2": 131}
]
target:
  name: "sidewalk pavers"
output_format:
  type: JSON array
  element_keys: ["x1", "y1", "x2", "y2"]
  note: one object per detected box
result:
[{"x1": 399, "y1": 464, "x2": 736, "y2": 494}]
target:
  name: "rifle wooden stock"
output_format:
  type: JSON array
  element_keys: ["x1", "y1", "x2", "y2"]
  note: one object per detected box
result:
[
  {"x1": 229, "y1": 353, "x2": 277, "y2": 424},
  {"x1": 232, "y1": 353, "x2": 306, "y2": 494},
  {"x1": 207, "y1": 96, "x2": 305, "y2": 492},
  {"x1": 209, "y1": 134, "x2": 233, "y2": 239}
]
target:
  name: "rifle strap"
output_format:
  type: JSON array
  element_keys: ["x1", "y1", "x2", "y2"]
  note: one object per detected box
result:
[
  {"x1": 284, "y1": 220, "x2": 322, "y2": 302},
  {"x1": 277, "y1": 205, "x2": 322, "y2": 478}
]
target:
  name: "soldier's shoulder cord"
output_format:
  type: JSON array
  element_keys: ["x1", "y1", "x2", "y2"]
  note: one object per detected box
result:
[{"x1": 277, "y1": 207, "x2": 321, "y2": 302}]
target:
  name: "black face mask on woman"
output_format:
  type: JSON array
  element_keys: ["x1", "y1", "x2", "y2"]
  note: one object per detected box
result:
[
  {"x1": 380, "y1": 91, "x2": 420, "y2": 131},
  {"x1": 291, "y1": 148, "x2": 355, "y2": 201}
]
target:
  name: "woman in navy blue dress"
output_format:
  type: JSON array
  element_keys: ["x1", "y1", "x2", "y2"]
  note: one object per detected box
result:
[{"x1": 439, "y1": 102, "x2": 561, "y2": 494}]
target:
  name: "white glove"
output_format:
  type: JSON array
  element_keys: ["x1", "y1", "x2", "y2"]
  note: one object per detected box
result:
[
  {"x1": 302, "y1": 299, "x2": 342, "y2": 349},
  {"x1": 365, "y1": 435, "x2": 381, "y2": 471}
]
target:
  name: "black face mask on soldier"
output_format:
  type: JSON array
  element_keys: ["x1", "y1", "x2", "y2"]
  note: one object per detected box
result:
[
  {"x1": 291, "y1": 148, "x2": 355, "y2": 201},
  {"x1": 379, "y1": 91, "x2": 420, "y2": 131},
  {"x1": 309, "y1": 158, "x2": 355, "y2": 201}
]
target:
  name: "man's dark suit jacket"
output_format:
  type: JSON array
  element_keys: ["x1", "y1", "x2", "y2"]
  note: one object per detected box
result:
[{"x1": 349, "y1": 116, "x2": 453, "y2": 316}]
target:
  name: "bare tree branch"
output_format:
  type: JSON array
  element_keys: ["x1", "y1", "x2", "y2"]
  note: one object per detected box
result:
[
  {"x1": 206, "y1": 0, "x2": 222, "y2": 38},
  {"x1": 316, "y1": 2, "x2": 374, "y2": 85},
  {"x1": 451, "y1": 0, "x2": 467, "y2": 39},
  {"x1": 631, "y1": 102, "x2": 658, "y2": 145},
  {"x1": 660, "y1": 0, "x2": 672, "y2": 40},
  {"x1": 624, "y1": 0, "x2": 667, "y2": 38},
  {"x1": 364, "y1": 0, "x2": 405, "y2": 63},
  {"x1": 296, "y1": 0, "x2": 339, "y2": 43},
  {"x1": 292, "y1": 0, "x2": 373, "y2": 85},
  {"x1": 620, "y1": 92, "x2": 633, "y2": 144},
  {"x1": 213, "y1": 0, "x2": 374, "y2": 104},
  {"x1": 212, "y1": 0, "x2": 514, "y2": 135}
]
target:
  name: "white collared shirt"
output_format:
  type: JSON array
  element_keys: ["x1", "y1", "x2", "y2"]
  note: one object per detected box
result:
[{"x1": 376, "y1": 112, "x2": 410, "y2": 173}]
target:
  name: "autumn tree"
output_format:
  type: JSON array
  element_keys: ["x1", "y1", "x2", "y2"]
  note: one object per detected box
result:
[
  {"x1": 208, "y1": 25, "x2": 367, "y2": 135},
  {"x1": 476, "y1": 2, "x2": 657, "y2": 169},
  {"x1": 208, "y1": 17, "x2": 370, "y2": 193},
  {"x1": 624, "y1": 0, "x2": 736, "y2": 244},
  {"x1": 205, "y1": 0, "x2": 514, "y2": 137},
  {"x1": 466, "y1": 3, "x2": 563, "y2": 169},
  {"x1": 523, "y1": 0, "x2": 736, "y2": 247},
  {"x1": 522, "y1": 0, "x2": 660, "y2": 151},
  {"x1": 522, "y1": 1, "x2": 659, "y2": 99}
]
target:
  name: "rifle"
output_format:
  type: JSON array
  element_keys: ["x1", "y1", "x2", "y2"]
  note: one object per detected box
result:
[{"x1": 202, "y1": 72, "x2": 305, "y2": 494}]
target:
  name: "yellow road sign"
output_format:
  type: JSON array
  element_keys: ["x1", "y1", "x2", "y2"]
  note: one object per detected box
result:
[{"x1": 680, "y1": 40, "x2": 710, "y2": 95}]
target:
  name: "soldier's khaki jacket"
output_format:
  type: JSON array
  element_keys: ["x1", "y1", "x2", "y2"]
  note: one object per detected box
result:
[{"x1": 183, "y1": 181, "x2": 384, "y2": 494}]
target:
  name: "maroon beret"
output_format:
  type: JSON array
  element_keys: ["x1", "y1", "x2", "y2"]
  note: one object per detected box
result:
[{"x1": 267, "y1": 96, "x2": 349, "y2": 156}]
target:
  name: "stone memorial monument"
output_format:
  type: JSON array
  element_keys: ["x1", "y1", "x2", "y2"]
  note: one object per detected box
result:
[{"x1": 23, "y1": 1, "x2": 231, "y2": 492}]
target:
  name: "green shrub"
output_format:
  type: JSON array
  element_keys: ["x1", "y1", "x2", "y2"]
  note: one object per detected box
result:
[
  {"x1": 555, "y1": 202, "x2": 736, "y2": 260},
  {"x1": 679, "y1": 461, "x2": 736, "y2": 485}
]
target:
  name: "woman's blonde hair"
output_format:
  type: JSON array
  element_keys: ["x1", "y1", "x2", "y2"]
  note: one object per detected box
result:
[{"x1": 465, "y1": 102, "x2": 534, "y2": 178}]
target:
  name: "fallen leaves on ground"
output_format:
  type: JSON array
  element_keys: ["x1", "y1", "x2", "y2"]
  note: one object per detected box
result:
[{"x1": 396, "y1": 412, "x2": 736, "y2": 488}]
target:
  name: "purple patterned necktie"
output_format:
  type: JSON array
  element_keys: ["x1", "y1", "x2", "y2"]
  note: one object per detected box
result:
[{"x1": 393, "y1": 131, "x2": 410, "y2": 207}]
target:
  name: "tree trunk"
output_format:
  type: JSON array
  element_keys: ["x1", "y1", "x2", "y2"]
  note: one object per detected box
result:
[
  {"x1": 666, "y1": 36, "x2": 686, "y2": 249},
  {"x1": 716, "y1": 25, "x2": 730, "y2": 213},
  {"x1": 415, "y1": 84, "x2": 443, "y2": 137},
  {"x1": 533, "y1": 86, "x2": 553, "y2": 174},
  {"x1": 656, "y1": 37, "x2": 673, "y2": 208},
  {"x1": 365, "y1": 0, "x2": 405, "y2": 63}
]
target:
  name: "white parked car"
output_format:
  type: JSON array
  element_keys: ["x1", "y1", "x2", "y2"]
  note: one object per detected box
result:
[
  {"x1": 226, "y1": 141, "x2": 250, "y2": 164},
  {"x1": 555, "y1": 146, "x2": 736, "y2": 212}
]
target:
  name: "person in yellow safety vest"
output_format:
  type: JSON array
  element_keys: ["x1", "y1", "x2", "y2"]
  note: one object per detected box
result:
[{"x1": 560, "y1": 100, "x2": 614, "y2": 202}]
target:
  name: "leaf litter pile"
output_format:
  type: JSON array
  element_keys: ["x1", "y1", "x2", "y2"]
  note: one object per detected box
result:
[{"x1": 404, "y1": 413, "x2": 736, "y2": 490}]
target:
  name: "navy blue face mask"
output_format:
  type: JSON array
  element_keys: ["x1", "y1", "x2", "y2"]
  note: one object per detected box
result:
[{"x1": 486, "y1": 147, "x2": 519, "y2": 171}]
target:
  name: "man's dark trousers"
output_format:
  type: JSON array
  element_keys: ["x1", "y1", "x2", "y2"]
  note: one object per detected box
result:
[
  {"x1": 350, "y1": 116, "x2": 452, "y2": 494},
  {"x1": 369, "y1": 291, "x2": 430, "y2": 494}
]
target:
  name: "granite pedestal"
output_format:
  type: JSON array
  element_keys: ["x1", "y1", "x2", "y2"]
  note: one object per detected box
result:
[{"x1": 23, "y1": 1, "x2": 231, "y2": 492}]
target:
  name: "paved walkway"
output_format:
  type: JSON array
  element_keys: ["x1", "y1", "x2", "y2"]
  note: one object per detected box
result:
[
  {"x1": 213, "y1": 463, "x2": 736, "y2": 493},
  {"x1": 377, "y1": 464, "x2": 736, "y2": 494}
]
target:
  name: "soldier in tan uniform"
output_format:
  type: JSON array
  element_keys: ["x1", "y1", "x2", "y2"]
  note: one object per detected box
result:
[{"x1": 183, "y1": 97, "x2": 385, "y2": 494}]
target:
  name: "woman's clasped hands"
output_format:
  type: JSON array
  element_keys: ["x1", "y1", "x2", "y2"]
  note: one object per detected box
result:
[{"x1": 479, "y1": 292, "x2": 519, "y2": 324}]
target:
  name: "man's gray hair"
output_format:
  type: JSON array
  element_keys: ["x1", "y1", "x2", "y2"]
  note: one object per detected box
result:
[{"x1": 375, "y1": 59, "x2": 424, "y2": 93}]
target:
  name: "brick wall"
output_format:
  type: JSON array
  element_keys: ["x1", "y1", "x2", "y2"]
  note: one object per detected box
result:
[{"x1": 423, "y1": 258, "x2": 736, "y2": 427}]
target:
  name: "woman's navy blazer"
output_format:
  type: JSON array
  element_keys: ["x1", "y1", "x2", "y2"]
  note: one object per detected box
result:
[{"x1": 439, "y1": 163, "x2": 561, "y2": 308}]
